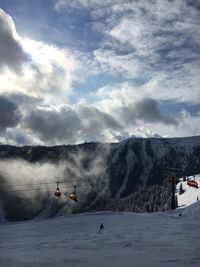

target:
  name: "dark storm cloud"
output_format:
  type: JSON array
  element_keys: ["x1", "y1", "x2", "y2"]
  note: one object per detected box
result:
[
  {"x1": 119, "y1": 97, "x2": 177, "y2": 125},
  {"x1": 5, "y1": 93, "x2": 42, "y2": 106},
  {"x1": 79, "y1": 106, "x2": 121, "y2": 131},
  {"x1": 24, "y1": 106, "x2": 82, "y2": 143},
  {"x1": 0, "y1": 9, "x2": 28, "y2": 72},
  {"x1": 0, "y1": 95, "x2": 21, "y2": 132},
  {"x1": 134, "y1": 98, "x2": 177, "y2": 124},
  {"x1": 24, "y1": 105, "x2": 121, "y2": 144}
]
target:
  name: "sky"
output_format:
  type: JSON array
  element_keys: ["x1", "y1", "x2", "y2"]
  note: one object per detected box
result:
[{"x1": 0, "y1": 0, "x2": 200, "y2": 146}]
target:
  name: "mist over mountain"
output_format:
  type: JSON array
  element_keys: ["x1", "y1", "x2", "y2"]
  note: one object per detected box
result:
[{"x1": 0, "y1": 136, "x2": 200, "y2": 221}]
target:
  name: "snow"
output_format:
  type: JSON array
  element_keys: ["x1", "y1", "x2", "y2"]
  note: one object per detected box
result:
[
  {"x1": 0, "y1": 207, "x2": 200, "y2": 267},
  {"x1": 1, "y1": 171, "x2": 200, "y2": 266},
  {"x1": 176, "y1": 174, "x2": 200, "y2": 208},
  {"x1": 182, "y1": 201, "x2": 200, "y2": 219}
]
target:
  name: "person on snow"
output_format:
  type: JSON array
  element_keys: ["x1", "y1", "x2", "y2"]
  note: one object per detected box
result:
[{"x1": 98, "y1": 223, "x2": 105, "y2": 234}]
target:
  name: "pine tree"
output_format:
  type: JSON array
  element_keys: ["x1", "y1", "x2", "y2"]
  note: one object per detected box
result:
[{"x1": 175, "y1": 195, "x2": 178, "y2": 208}]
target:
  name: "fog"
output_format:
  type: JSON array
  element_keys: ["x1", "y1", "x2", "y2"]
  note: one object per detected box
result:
[{"x1": 0, "y1": 144, "x2": 111, "y2": 220}]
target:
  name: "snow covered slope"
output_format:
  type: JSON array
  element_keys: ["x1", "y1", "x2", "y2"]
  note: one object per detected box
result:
[
  {"x1": 182, "y1": 201, "x2": 200, "y2": 219},
  {"x1": 176, "y1": 174, "x2": 200, "y2": 208},
  {"x1": 0, "y1": 207, "x2": 200, "y2": 267}
]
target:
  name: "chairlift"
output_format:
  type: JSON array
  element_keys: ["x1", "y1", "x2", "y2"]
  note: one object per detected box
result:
[
  {"x1": 187, "y1": 180, "x2": 198, "y2": 189},
  {"x1": 69, "y1": 186, "x2": 78, "y2": 202},
  {"x1": 54, "y1": 182, "x2": 61, "y2": 197}
]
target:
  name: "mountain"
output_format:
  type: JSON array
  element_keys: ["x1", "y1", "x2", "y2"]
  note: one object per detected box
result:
[
  {"x1": 0, "y1": 136, "x2": 200, "y2": 221},
  {"x1": 109, "y1": 136, "x2": 200, "y2": 197}
]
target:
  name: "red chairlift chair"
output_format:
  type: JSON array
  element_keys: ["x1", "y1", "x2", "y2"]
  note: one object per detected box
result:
[
  {"x1": 69, "y1": 186, "x2": 78, "y2": 202},
  {"x1": 187, "y1": 180, "x2": 198, "y2": 188},
  {"x1": 54, "y1": 182, "x2": 61, "y2": 197}
]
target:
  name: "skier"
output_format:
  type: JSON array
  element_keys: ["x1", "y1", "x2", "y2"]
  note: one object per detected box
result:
[{"x1": 98, "y1": 223, "x2": 105, "y2": 234}]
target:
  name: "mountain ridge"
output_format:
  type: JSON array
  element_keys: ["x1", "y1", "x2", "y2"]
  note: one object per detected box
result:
[{"x1": 0, "y1": 135, "x2": 200, "y2": 220}]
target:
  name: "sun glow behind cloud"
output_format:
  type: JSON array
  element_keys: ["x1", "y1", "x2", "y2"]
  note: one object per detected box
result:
[
  {"x1": 22, "y1": 38, "x2": 79, "y2": 102},
  {"x1": 0, "y1": 8, "x2": 80, "y2": 103}
]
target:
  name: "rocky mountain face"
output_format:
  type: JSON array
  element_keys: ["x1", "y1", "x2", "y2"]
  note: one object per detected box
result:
[{"x1": 0, "y1": 136, "x2": 200, "y2": 221}]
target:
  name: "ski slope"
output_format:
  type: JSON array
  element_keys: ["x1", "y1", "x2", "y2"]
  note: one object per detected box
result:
[
  {"x1": 0, "y1": 206, "x2": 200, "y2": 267},
  {"x1": 177, "y1": 174, "x2": 200, "y2": 208},
  {"x1": 0, "y1": 174, "x2": 200, "y2": 267}
]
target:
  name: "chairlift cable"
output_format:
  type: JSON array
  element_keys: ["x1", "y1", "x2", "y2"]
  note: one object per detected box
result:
[
  {"x1": 0, "y1": 187, "x2": 58, "y2": 193},
  {"x1": 0, "y1": 181, "x2": 105, "y2": 189}
]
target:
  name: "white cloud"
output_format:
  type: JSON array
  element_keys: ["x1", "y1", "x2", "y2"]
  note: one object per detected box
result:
[
  {"x1": 0, "y1": 159, "x2": 66, "y2": 195},
  {"x1": 22, "y1": 38, "x2": 79, "y2": 101},
  {"x1": 93, "y1": 49, "x2": 143, "y2": 78},
  {"x1": 134, "y1": 127, "x2": 162, "y2": 138},
  {"x1": 139, "y1": 62, "x2": 200, "y2": 104},
  {"x1": 54, "y1": 0, "x2": 200, "y2": 105},
  {"x1": 54, "y1": 0, "x2": 115, "y2": 11},
  {"x1": 0, "y1": 9, "x2": 80, "y2": 103}
]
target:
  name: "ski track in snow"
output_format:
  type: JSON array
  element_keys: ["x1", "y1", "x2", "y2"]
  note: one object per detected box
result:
[{"x1": 0, "y1": 207, "x2": 200, "y2": 267}]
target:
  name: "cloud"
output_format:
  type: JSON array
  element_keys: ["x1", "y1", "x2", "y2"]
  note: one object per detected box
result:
[
  {"x1": 0, "y1": 2, "x2": 199, "y2": 145},
  {"x1": 78, "y1": 105, "x2": 121, "y2": 131},
  {"x1": 96, "y1": 91, "x2": 178, "y2": 125},
  {"x1": 104, "y1": 1, "x2": 200, "y2": 81},
  {"x1": 0, "y1": 39, "x2": 79, "y2": 102},
  {"x1": 23, "y1": 104, "x2": 121, "y2": 144},
  {"x1": 134, "y1": 127, "x2": 162, "y2": 138},
  {"x1": 0, "y1": 159, "x2": 67, "y2": 202},
  {"x1": 86, "y1": 84, "x2": 200, "y2": 140},
  {"x1": 59, "y1": 0, "x2": 200, "y2": 104},
  {"x1": 139, "y1": 64, "x2": 200, "y2": 104},
  {"x1": 54, "y1": 0, "x2": 114, "y2": 11},
  {"x1": 178, "y1": 109, "x2": 200, "y2": 136},
  {"x1": 21, "y1": 38, "x2": 79, "y2": 100},
  {"x1": 93, "y1": 83, "x2": 177, "y2": 122},
  {"x1": 93, "y1": 49, "x2": 144, "y2": 78},
  {"x1": 4, "y1": 93, "x2": 42, "y2": 107},
  {"x1": 0, "y1": 96, "x2": 21, "y2": 133},
  {"x1": 0, "y1": 145, "x2": 110, "y2": 217},
  {"x1": 0, "y1": 9, "x2": 28, "y2": 72},
  {"x1": 133, "y1": 98, "x2": 177, "y2": 124},
  {"x1": 22, "y1": 94, "x2": 179, "y2": 145},
  {"x1": 4, "y1": 129, "x2": 32, "y2": 146},
  {"x1": 24, "y1": 105, "x2": 81, "y2": 144},
  {"x1": 1, "y1": 90, "x2": 199, "y2": 145},
  {"x1": 0, "y1": 9, "x2": 79, "y2": 102}
]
